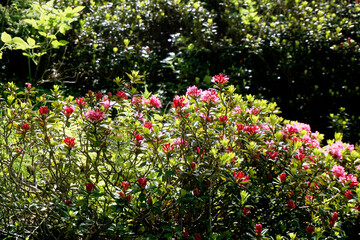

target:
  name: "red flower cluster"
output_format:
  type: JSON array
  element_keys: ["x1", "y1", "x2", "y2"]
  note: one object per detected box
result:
[
  {"x1": 20, "y1": 123, "x2": 30, "y2": 131},
  {"x1": 255, "y1": 224, "x2": 263, "y2": 236},
  {"x1": 234, "y1": 171, "x2": 250, "y2": 186},
  {"x1": 287, "y1": 200, "x2": 295, "y2": 209},
  {"x1": 64, "y1": 137, "x2": 76, "y2": 148},
  {"x1": 162, "y1": 143, "x2": 174, "y2": 153},
  {"x1": 211, "y1": 73, "x2": 229, "y2": 85},
  {"x1": 190, "y1": 162, "x2": 196, "y2": 170},
  {"x1": 280, "y1": 173, "x2": 287, "y2": 183},
  {"x1": 329, "y1": 212, "x2": 338, "y2": 228},
  {"x1": 138, "y1": 177, "x2": 147, "y2": 189},
  {"x1": 39, "y1": 106, "x2": 50, "y2": 116},
  {"x1": 122, "y1": 181, "x2": 129, "y2": 192},
  {"x1": 219, "y1": 115, "x2": 228, "y2": 125},
  {"x1": 85, "y1": 183, "x2": 94, "y2": 192},
  {"x1": 76, "y1": 97, "x2": 85, "y2": 107},
  {"x1": 172, "y1": 96, "x2": 188, "y2": 109},
  {"x1": 306, "y1": 226, "x2": 315, "y2": 235},
  {"x1": 62, "y1": 105, "x2": 74, "y2": 116},
  {"x1": 135, "y1": 134, "x2": 143, "y2": 145},
  {"x1": 116, "y1": 90, "x2": 128, "y2": 99}
]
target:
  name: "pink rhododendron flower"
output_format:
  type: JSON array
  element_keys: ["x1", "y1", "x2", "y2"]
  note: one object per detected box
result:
[
  {"x1": 325, "y1": 141, "x2": 354, "y2": 160},
  {"x1": 126, "y1": 195, "x2": 131, "y2": 203},
  {"x1": 162, "y1": 143, "x2": 175, "y2": 153},
  {"x1": 201, "y1": 113, "x2": 213, "y2": 122},
  {"x1": 85, "y1": 109, "x2": 105, "y2": 122},
  {"x1": 148, "y1": 95, "x2": 162, "y2": 108},
  {"x1": 247, "y1": 108, "x2": 259, "y2": 115},
  {"x1": 305, "y1": 195, "x2": 313, "y2": 203},
  {"x1": 186, "y1": 85, "x2": 202, "y2": 97},
  {"x1": 173, "y1": 138, "x2": 188, "y2": 147},
  {"x1": 25, "y1": 82, "x2": 31, "y2": 90},
  {"x1": 255, "y1": 224, "x2": 262, "y2": 236},
  {"x1": 64, "y1": 137, "x2": 76, "y2": 148},
  {"x1": 39, "y1": 106, "x2": 50, "y2": 116},
  {"x1": 331, "y1": 165, "x2": 345, "y2": 178},
  {"x1": 200, "y1": 89, "x2": 220, "y2": 104},
  {"x1": 233, "y1": 105, "x2": 242, "y2": 115},
  {"x1": 340, "y1": 174, "x2": 358, "y2": 187},
  {"x1": 101, "y1": 100, "x2": 111, "y2": 110},
  {"x1": 131, "y1": 96, "x2": 146, "y2": 107},
  {"x1": 211, "y1": 73, "x2": 229, "y2": 85},
  {"x1": 62, "y1": 105, "x2": 74, "y2": 116},
  {"x1": 172, "y1": 96, "x2": 188, "y2": 109},
  {"x1": 138, "y1": 177, "x2": 147, "y2": 189},
  {"x1": 76, "y1": 97, "x2": 86, "y2": 107},
  {"x1": 282, "y1": 122, "x2": 311, "y2": 137}
]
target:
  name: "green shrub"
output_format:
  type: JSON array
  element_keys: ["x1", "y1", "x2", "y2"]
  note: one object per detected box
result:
[{"x1": 0, "y1": 74, "x2": 359, "y2": 239}]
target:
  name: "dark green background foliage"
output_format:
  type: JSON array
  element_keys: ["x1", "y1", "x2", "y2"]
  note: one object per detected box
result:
[{"x1": 2, "y1": 0, "x2": 360, "y2": 143}]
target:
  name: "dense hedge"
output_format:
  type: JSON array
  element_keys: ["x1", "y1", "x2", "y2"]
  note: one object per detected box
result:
[
  {"x1": 1, "y1": 0, "x2": 360, "y2": 143},
  {"x1": 1, "y1": 77, "x2": 360, "y2": 239}
]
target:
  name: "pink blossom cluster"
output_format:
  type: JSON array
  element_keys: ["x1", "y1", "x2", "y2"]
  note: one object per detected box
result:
[
  {"x1": 173, "y1": 138, "x2": 188, "y2": 147},
  {"x1": 211, "y1": 73, "x2": 229, "y2": 85},
  {"x1": 282, "y1": 122, "x2": 311, "y2": 137},
  {"x1": 63, "y1": 105, "x2": 75, "y2": 116},
  {"x1": 236, "y1": 124, "x2": 261, "y2": 135},
  {"x1": 147, "y1": 95, "x2": 162, "y2": 109},
  {"x1": 325, "y1": 141, "x2": 354, "y2": 160},
  {"x1": 186, "y1": 86, "x2": 202, "y2": 97},
  {"x1": 331, "y1": 165, "x2": 358, "y2": 187},
  {"x1": 200, "y1": 89, "x2": 220, "y2": 104},
  {"x1": 172, "y1": 96, "x2": 188, "y2": 109},
  {"x1": 101, "y1": 100, "x2": 111, "y2": 110},
  {"x1": 85, "y1": 109, "x2": 105, "y2": 122}
]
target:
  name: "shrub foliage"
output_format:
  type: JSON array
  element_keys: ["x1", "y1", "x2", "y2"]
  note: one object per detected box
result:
[{"x1": 0, "y1": 75, "x2": 359, "y2": 239}]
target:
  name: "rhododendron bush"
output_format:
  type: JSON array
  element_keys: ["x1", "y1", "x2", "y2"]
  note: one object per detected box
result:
[{"x1": 0, "y1": 75, "x2": 360, "y2": 239}]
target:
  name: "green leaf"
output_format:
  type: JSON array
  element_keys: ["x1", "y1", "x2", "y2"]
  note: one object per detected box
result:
[
  {"x1": 12, "y1": 37, "x2": 28, "y2": 50},
  {"x1": 73, "y1": 6, "x2": 85, "y2": 13},
  {"x1": 27, "y1": 37, "x2": 36, "y2": 46},
  {"x1": 1, "y1": 32, "x2": 12, "y2": 43}
]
